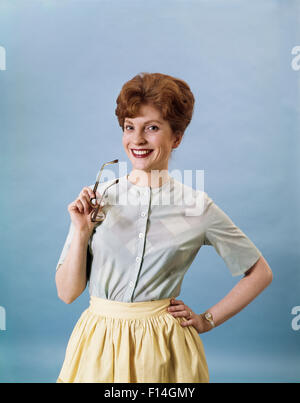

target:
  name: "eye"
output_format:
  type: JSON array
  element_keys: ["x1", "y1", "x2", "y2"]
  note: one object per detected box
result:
[
  {"x1": 124, "y1": 125, "x2": 133, "y2": 131},
  {"x1": 146, "y1": 125, "x2": 159, "y2": 132}
]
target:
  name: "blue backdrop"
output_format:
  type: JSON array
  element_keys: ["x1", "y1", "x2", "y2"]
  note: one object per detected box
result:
[{"x1": 1, "y1": 0, "x2": 299, "y2": 383}]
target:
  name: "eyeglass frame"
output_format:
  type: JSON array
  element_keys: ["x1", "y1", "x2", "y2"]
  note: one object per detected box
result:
[{"x1": 88, "y1": 159, "x2": 119, "y2": 222}]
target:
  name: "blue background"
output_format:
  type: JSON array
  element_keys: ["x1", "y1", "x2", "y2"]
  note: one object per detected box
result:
[{"x1": 1, "y1": 0, "x2": 299, "y2": 382}]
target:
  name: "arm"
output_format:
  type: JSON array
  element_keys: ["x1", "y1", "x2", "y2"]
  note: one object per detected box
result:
[
  {"x1": 201, "y1": 255, "x2": 273, "y2": 331},
  {"x1": 198, "y1": 193, "x2": 272, "y2": 331},
  {"x1": 168, "y1": 193, "x2": 273, "y2": 330},
  {"x1": 55, "y1": 229, "x2": 90, "y2": 304},
  {"x1": 168, "y1": 255, "x2": 273, "y2": 333},
  {"x1": 55, "y1": 185, "x2": 101, "y2": 304}
]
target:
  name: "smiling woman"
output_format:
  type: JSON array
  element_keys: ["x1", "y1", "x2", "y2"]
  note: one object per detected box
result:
[{"x1": 55, "y1": 72, "x2": 272, "y2": 383}]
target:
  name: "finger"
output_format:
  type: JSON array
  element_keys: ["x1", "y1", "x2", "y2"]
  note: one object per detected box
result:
[
  {"x1": 171, "y1": 309, "x2": 191, "y2": 318},
  {"x1": 90, "y1": 198, "x2": 104, "y2": 212},
  {"x1": 171, "y1": 299, "x2": 184, "y2": 305},
  {"x1": 89, "y1": 192, "x2": 103, "y2": 207},
  {"x1": 180, "y1": 319, "x2": 193, "y2": 327},
  {"x1": 87, "y1": 187, "x2": 96, "y2": 198},
  {"x1": 68, "y1": 202, "x2": 79, "y2": 213},
  {"x1": 168, "y1": 305, "x2": 185, "y2": 312},
  {"x1": 78, "y1": 198, "x2": 89, "y2": 214},
  {"x1": 80, "y1": 194, "x2": 94, "y2": 214},
  {"x1": 88, "y1": 198, "x2": 98, "y2": 208},
  {"x1": 88, "y1": 188, "x2": 102, "y2": 203},
  {"x1": 81, "y1": 188, "x2": 95, "y2": 205},
  {"x1": 75, "y1": 199, "x2": 85, "y2": 214}
]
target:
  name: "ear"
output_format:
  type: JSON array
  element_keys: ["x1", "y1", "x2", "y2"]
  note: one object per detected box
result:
[{"x1": 172, "y1": 131, "x2": 183, "y2": 149}]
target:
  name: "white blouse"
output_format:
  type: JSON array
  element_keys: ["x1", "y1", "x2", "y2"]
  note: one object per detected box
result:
[{"x1": 56, "y1": 174, "x2": 262, "y2": 302}]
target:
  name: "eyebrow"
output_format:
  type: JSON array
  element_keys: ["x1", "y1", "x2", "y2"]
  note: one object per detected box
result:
[{"x1": 124, "y1": 119, "x2": 163, "y2": 125}]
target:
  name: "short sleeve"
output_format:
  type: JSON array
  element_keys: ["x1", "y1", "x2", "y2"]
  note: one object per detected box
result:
[
  {"x1": 55, "y1": 221, "x2": 74, "y2": 272},
  {"x1": 55, "y1": 222, "x2": 93, "y2": 281},
  {"x1": 202, "y1": 192, "x2": 262, "y2": 276}
]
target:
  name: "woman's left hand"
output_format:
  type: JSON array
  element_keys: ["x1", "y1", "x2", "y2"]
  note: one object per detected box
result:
[{"x1": 167, "y1": 299, "x2": 212, "y2": 334}]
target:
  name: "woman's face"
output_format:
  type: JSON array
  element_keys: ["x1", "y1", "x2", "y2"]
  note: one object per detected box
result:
[{"x1": 122, "y1": 103, "x2": 182, "y2": 173}]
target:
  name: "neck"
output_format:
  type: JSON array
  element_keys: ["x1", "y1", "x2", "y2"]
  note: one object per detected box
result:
[{"x1": 127, "y1": 169, "x2": 170, "y2": 188}]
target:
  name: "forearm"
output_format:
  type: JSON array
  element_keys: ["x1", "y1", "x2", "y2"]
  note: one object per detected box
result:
[
  {"x1": 55, "y1": 230, "x2": 90, "y2": 304},
  {"x1": 204, "y1": 256, "x2": 273, "y2": 328}
]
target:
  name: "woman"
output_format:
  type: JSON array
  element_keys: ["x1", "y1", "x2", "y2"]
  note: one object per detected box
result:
[{"x1": 55, "y1": 72, "x2": 273, "y2": 383}]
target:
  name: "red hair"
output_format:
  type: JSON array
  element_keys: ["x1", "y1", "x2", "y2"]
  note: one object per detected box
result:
[{"x1": 115, "y1": 72, "x2": 195, "y2": 137}]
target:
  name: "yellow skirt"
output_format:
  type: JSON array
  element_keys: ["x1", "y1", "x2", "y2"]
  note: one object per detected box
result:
[{"x1": 57, "y1": 296, "x2": 209, "y2": 383}]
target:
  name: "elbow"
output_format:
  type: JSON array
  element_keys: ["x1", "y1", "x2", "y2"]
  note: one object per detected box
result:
[
  {"x1": 258, "y1": 256, "x2": 273, "y2": 288},
  {"x1": 55, "y1": 272, "x2": 85, "y2": 304},
  {"x1": 55, "y1": 273, "x2": 77, "y2": 304},
  {"x1": 246, "y1": 255, "x2": 273, "y2": 288},
  {"x1": 57, "y1": 291, "x2": 76, "y2": 304},
  {"x1": 56, "y1": 282, "x2": 84, "y2": 304},
  {"x1": 63, "y1": 298, "x2": 74, "y2": 305},
  {"x1": 55, "y1": 280, "x2": 77, "y2": 304},
  {"x1": 261, "y1": 256, "x2": 273, "y2": 286},
  {"x1": 265, "y1": 265, "x2": 273, "y2": 286}
]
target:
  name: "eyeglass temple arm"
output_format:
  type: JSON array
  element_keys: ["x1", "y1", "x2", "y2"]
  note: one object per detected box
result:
[
  {"x1": 98, "y1": 178, "x2": 119, "y2": 204},
  {"x1": 92, "y1": 159, "x2": 118, "y2": 194},
  {"x1": 91, "y1": 179, "x2": 119, "y2": 221}
]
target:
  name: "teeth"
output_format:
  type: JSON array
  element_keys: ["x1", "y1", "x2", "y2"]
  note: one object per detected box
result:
[{"x1": 132, "y1": 149, "x2": 152, "y2": 155}]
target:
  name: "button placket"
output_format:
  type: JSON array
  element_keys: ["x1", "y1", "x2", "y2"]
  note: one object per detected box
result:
[{"x1": 124, "y1": 187, "x2": 150, "y2": 302}]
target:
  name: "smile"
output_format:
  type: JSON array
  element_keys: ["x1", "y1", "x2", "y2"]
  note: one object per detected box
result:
[{"x1": 131, "y1": 149, "x2": 154, "y2": 158}]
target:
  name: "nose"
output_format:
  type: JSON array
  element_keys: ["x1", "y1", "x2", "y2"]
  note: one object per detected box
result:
[{"x1": 132, "y1": 128, "x2": 147, "y2": 145}]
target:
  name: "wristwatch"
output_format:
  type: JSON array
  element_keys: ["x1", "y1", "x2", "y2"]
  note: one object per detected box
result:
[{"x1": 202, "y1": 312, "x2": 215, "y2": 329}]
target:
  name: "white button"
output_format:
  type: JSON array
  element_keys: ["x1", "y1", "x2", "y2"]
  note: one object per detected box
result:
[
  {"x1": 129, "y1": 281, "x2": 133, "y2": 287},
  {"x1": 136, "y1": 257, "x2": 141, "y2": 263},
  {"x1": 141, "y1": 211, "x2": 146, "y2": 217},
  {"x1": 139, "y1": 233, "x2": 144, "y2": 238}
]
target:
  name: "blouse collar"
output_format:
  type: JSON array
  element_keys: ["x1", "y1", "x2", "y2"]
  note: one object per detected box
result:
[{"x1": 120, "y1": 174, "x2": 174, "y2": 193}]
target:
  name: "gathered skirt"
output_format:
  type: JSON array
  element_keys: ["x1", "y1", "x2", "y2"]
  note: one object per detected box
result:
[{"x1": 57, "y1": 296, "x2": 209, "y2": 383}]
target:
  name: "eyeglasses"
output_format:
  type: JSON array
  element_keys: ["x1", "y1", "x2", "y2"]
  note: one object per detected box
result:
[{"x1": 89, "y1": 159, "x2": 119, "y2": 222}]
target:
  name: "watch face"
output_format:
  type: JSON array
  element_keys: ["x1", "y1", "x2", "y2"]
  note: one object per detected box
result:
[{"x1": 205, "y1": 313, "x2": 212, "y2": 320}]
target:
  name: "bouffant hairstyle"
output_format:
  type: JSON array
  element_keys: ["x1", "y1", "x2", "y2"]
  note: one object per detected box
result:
[{"x1": 115, "y1": 72, "x2": 195, "y2": 137}]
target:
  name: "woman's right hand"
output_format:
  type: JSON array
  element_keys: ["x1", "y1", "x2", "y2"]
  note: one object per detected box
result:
[{"x1": 67, "y1": 186, "x2": 104, "y2": 237}]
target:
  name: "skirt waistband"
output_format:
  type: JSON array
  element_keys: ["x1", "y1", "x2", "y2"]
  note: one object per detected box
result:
[{"x1": 88, "y1": 296, "x2": 173, "y2": 319}]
